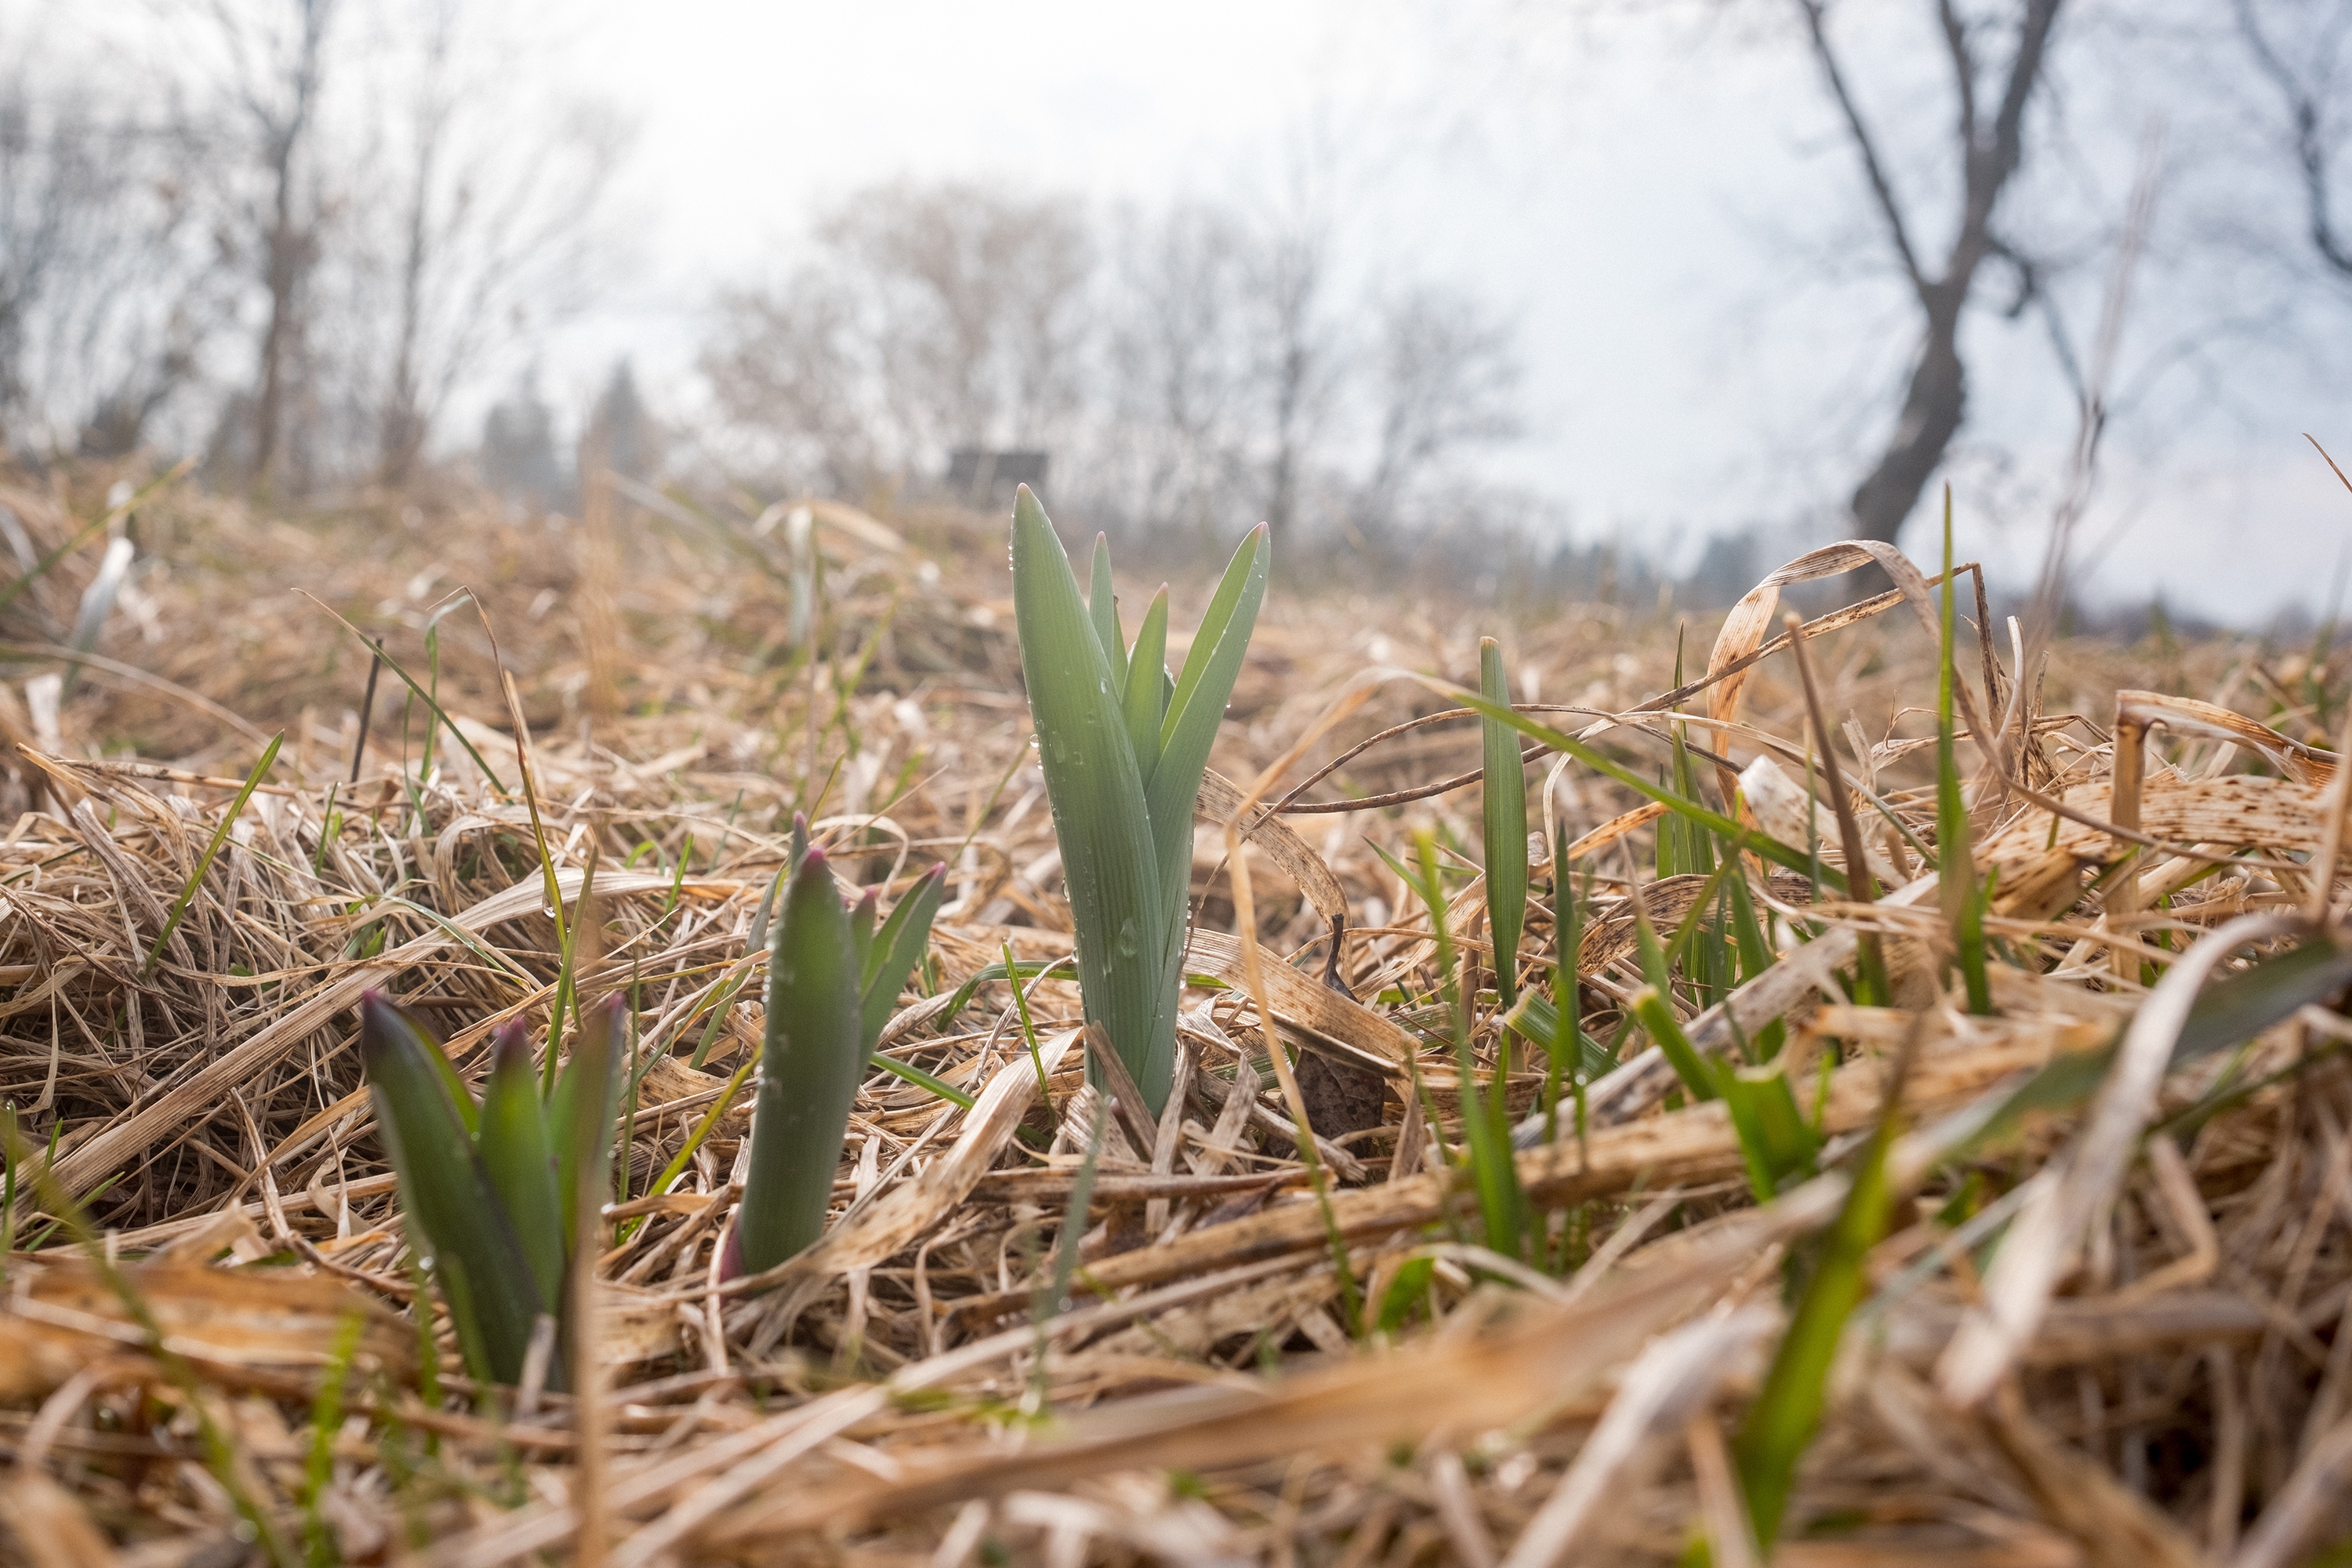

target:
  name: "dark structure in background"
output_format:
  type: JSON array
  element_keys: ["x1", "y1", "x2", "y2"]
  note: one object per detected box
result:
[{"x1": 946, "y1": 448, "x2": 1048, "y2": 508}]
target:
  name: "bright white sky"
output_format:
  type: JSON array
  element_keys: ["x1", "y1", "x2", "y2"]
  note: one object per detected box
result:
[{"x1": 547, "y1": 2, "x2": 2351, "y2": 621}]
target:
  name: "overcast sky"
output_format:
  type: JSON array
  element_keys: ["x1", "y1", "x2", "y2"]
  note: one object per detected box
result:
[{"x1": 489, "y1": 4, "x2": 2351, "y2": 620}]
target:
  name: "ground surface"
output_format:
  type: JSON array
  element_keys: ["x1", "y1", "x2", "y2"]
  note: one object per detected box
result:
[{"x1": 3, "y1": 466, "x2": 2351, "y2": 1566}]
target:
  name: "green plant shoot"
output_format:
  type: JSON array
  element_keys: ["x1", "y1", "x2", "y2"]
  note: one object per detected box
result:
[
  {"x1": 1481, "y1": 637, "x2": 1530, "y2": 1042},
  {"x1": 734, "y1": 831, "x2": 947, "y2": 1276},
  {"x1": 1936, "y1": 490, "x2": 1993, "y2": 1014},
  {"x1": 1010, "y1": 484, "x2": 1267, "y2": 1116}
]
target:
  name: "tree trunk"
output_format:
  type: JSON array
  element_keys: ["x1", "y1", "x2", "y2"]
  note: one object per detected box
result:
[
  {"x1": 249, "y1": 214, "x2": 296, "y2": 487},
  {"x1": 240, "y1": 0, "x2": 331, "y2": 493},
  {"x1": 1847, "y1": 299, "x2": 1967, "y2": 546}
]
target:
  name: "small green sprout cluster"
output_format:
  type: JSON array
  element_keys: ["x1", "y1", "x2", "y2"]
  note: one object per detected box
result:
[
  {"x1": 729, "y1": 826, "x2": 946, "y2": 1277},
  {"x1": 359, "y1": 990, "x2": 622, "y2": 1387},
  {"x1": 1009, "y1": 484, "x2": 1267, "y2": 1116}
]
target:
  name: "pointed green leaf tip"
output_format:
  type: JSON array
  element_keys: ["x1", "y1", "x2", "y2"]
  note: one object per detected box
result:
[
  {"x1": 1480, "y1": 638, "x2": 1528, "y2": 1014},
  {"x1": 358, "y1": 991, "x2": 544, "y2": 1385},
  {"x1": 545, "y1": 991, "x2": 626, "y2": 1254},
  {"x1": 862, "y1": 862, "x2": 946, "y2": 1046},
  {"x1": 738, "y1": 846, "x2": 864, "y2": 1274},
  {"x1": 1010, "y1": 486, "x2": 1167, "y2": 1105},
  {"x1": 476, "y1": 1019, "x2": 563, "y2": 1305}
]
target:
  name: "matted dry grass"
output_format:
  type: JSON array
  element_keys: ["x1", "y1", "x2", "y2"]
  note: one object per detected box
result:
[{"x1": 4, "y1": 464, "x2": 2352, "y2": 1566}]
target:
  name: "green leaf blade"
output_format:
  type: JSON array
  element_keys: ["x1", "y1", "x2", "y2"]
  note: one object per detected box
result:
[
  {"x1": 1479, "y1": 640, "x2": 1529, "y2": 1013},
  {"x1": 861, "y1": 864, "x2": 947, "y2": 1049},
  {"x1": 1012, "y1": 486, "x2": 1172, "y2": 1111},
  {"x1": 550, "y1": 994, "x2": 626, "y2": 1256},
  {"x1": 360, "y1": 993, "x2": 543, "y2": 1385},
  {"x1": 739, "y1": 848, "x2": 866, "y2": 1273},
  {"x1": 1149, "y1": 524, "x2": 1269, "y2": 902},
  {"x1": 1088, "y1": 532, "x2": 1129, "y2": 695},
  {"x1": 475, "y1": 1021, "x2": 564, "y2": 1306},
  {"x1": 1733, "y1": 1085, "x2": 1900, "y2": 1546},
  {"x1": 1123, "y1": 585, "x2": 1171, "y2": 787}
]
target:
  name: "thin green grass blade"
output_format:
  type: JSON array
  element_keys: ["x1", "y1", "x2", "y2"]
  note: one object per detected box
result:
[
  {"x1": 933, "y1": 956, "x2": 1069, "y2": 1029},
  {"x1": 1007, "y1": 938, "x2": 1055, "y2": 1104},
  {"x1": 1505, "y1": 992, "x2": 1615, "y2": 1082},
  {"x1": 622, "y1": 1051, "x2": 756, "y2": 1244},
  {"x1": 1436, "y1": 689, "x2": 1843, "y2": 894},
  {"x1": 1088, "y1": 533, "x2": 1129, "y2": 695},
  {"x1": 1480, "y1": 639, "x2": 1529, "y2": 1015},
  {"x1": 1410, "y1": 831, "x2": 1527, "y2": 1262},
  {"x1": 1725, "y1": 873, "x2": 1784, "y2": 1059},
  {"x1": 1046, "y1": 1096, "x2": 1109, "y2": 1319},
  {"x1": 738, "y1": 848, "x2": 863, "y2": 1272},
  {"x1": 1629, "y1": 985, "x2": 1719, "y2": 1105},
  {"x1": 416, "y1": 606, "x2": 451, "y2": 782},
  {"x1": 685, "y1": 964, "x2": 753, "y2": 1072},
  {"x1": 1733, "y1": 1059, "x2": 1904, "y2": 1546},
  {"x1": 1936, "y1": 492, "x2": 1991, "y2": 1013},
  {"x1": 1714, "y1": 1062, "x2": 1820, "y2": 1200},
  {"x1": 1012, "y1": 487, "x2": 1172, "y2": 1110},
  {"x1": 664, "y1": 829, "x2": 692, "y2": 916},
  {"x1": 746, "y1": 865, "x2": 786, "y2": 954},
  {"x1": 475, "y1": 1020, "x2": 564, "y2": 1305},
  {"x1": 360, "y1": 993, "x2": 543, "y2": 1384},
  {"x1": 143, "y1": 731, "x2": 282, "y2": 978},
  {"x1": 301, "y1": 593, "x2": 506, "y2": 792},
  {"x1": 871, "y1": 1052, "x2": 976, "y2": 1108},
  {"x1": 1668, "y1": 724, "x2": 1715, "y2": 880}
]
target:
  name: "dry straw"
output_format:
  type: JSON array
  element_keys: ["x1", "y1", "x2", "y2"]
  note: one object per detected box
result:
[{"x1": 5, "y1": 464, "x2": 2352, "y2": 1564}]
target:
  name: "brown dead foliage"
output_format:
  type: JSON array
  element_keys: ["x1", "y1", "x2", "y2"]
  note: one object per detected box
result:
[{"x1": 5, "y1": 466, "x2": 2352, "y2": 1565}]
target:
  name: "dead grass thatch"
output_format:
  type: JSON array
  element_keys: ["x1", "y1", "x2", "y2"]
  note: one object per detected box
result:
[{"x1": 5, "y1": 465, "x2": 2352, "y2": 1566}]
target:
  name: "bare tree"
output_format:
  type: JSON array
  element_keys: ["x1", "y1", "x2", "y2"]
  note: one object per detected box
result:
[
  {"x1": 704, "y1": 271, "x2": 871, "y2": 493},
  {"x1": 1364, "y1": 285, "x2": 1523, "y2": 518},
  {"x1": 201, "y1": 0, "x2": 336, "y2": 489},
  {"x1": 1098, "y1": 200, "x2": 1257, "y2": 530},
  {"x1": 703, "y1": 181, "x2": 1095, "y2": 493},
  {"x1": 2233, "y1": 0, "x2": 2352, "y2": 282},
  {"x1": 823, "y1": 182, "x2": 1094, "y2": 456},
  {"x1": 1795, "y1": 0, "x2": 2066, "y2": 546},
  {"x1": 368, "y1": 2, "x2": 629, "y2": 485},
  {"x1": 0, "y1": 25, "x2": 223, "y2": 455},
  {"x1": 1247, "y1": 209, "x2": 1341, "y2": 538},
  {"x1": 0, "y1": 71, "x2": 88, "y2": 437}
]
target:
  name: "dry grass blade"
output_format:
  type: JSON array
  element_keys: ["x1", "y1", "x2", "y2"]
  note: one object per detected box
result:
[
  {"x1": 1939, "y1": 910, "x2": 2309, "y2": 1406},
  {"x1": 1499, "y1": 1308, "x2": 1780, "y2": 1568},
  {"x1": 20, "y1": 472, "x2": 2352, "y2": 1566},
  {"x1": 25, "y1": 866, "x2": 679, "y2": 1213}
]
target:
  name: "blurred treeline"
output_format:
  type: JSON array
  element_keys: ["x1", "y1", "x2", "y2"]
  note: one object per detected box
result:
[
  {"x1": 699, "y1": 180, "x2": 1535, "y2": 579},
  {"x1": 0, "y1": 2, "x2": 626, "y2": 495},
  {"x1": 0, "y1": 0, "x2": 1542, "y2": 591},
  {"x1": 6, "y1": 2, "x2": 2352, "y2": 615}
]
